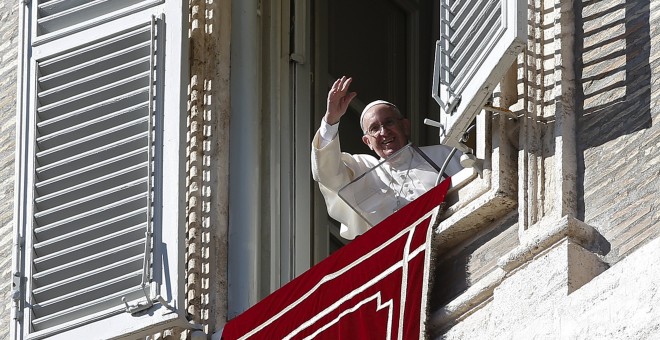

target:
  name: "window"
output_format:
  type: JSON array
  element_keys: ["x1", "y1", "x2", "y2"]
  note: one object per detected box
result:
[
  {"x1": 13, "y1": 1, "x2": 188, "y2": 339},
  {"x1": 420, "y1": 1, "x2": 526, "y2": 333},
  {"x1": 429, "y1": 0, "x2": 525, "y2": 251}
]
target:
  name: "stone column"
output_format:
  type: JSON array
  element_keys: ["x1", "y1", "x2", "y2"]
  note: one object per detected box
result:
[{"x1": 517, "y1": 0, "x2": 607, "y2": 297}]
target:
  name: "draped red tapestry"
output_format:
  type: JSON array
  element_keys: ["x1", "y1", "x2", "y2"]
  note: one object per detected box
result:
[{"x1": 221, "y1": 178, "x2": 451, "y2": 339}]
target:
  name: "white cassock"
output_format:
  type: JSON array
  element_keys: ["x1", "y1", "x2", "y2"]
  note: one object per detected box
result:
[{"x1": 311, "y1": 129, "x2": 462, "y2": 240}]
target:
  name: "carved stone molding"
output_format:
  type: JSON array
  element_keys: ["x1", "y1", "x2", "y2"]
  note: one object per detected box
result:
[
  {"x1": 519, "y1": 0, "x2": 579, "y2": 234},
  {"x1": 499, "y1": 215, "x2": 608, "y2": 273},
  {"x1": 430, "y1": 215, "x2": 608, "y2": 334},
  {"x1": 186, "y1": 0, "x2": 231, "y2": 335}
]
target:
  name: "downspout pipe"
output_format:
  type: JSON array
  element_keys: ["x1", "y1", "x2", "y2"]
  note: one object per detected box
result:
[{"x1": 228, "y1": 0, "x2": 261, "y2": 319}]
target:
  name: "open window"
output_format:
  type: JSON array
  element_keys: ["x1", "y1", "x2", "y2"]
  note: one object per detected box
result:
[
  {"x1": 13, "y1": 1, "x2": 188, "y2": 339},
  {"x1": 429, "y1": 0, "x2": 525, "y2": 250}
]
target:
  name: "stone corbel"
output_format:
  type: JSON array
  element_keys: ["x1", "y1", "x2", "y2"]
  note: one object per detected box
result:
[
  {"x1": 499, "y1": 215, "x2": 608, "y2": 281},
  {"x1": 429, "y1": 215, "x2": 608, "y2": 334}
]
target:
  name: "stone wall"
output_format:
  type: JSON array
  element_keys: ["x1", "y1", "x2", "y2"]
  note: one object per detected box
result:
[
  {"x1": 577, "y1": 0, "x2": 660, "y2": 263},
  {"x1": 443, "y1": 229, "x2": 660, "y2": 339},
  {"x1": 432, "y1": 0, "x2": 659, "y2": 337},
  {"x1": 0, "y1": 1, "x2": 18, "y2": 338}
]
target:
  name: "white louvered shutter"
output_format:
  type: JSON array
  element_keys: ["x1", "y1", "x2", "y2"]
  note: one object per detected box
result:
[
  {"x1": 432, "y1": 0, "x2": 525, "y2": 148},
  {"x1": 15, "y1": 1, "x2": 187, "y2": 339}
]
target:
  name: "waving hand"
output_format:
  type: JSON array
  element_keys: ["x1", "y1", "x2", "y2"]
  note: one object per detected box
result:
[{"x1": 324, "y1": 76, "x2": 357, "y2": 125}]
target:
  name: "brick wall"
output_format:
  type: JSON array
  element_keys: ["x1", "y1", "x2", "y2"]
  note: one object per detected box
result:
[
  {"x1": 0, "y1": 1, "x2": 18, "y2": 337},
  {"x1": 577, "y1": 0, "x2": 660, "y2": 263}
]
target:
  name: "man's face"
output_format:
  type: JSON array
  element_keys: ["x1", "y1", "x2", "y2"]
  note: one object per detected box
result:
[{"x1": 361, "y1": 104, "x2": 411, "y2": 158}]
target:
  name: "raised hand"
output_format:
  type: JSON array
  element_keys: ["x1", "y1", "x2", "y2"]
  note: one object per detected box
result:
[{"x1": 324, "y1": 76, "x2": 357, "y2": 125}]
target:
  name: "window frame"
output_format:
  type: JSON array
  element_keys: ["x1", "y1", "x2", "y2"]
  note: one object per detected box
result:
[{"x1": 439, "y1": 106, "x2": 519, "y2": 251}]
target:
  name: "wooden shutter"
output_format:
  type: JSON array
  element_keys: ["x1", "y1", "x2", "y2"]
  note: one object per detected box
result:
[
  {"x1": 15, "y1": 1, "x2": 186, "y2": 339},
  {"x1": 432, "y1": 0, "x2": 525, "y2": 148}
]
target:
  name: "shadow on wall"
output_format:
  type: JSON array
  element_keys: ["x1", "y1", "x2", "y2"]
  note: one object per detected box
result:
[
  {"x1": 575, "y1": 0, "x2": 652, "y2": 220},
  {"x1": 428, "y1": 214, "x2": 519, "y2": 316}
]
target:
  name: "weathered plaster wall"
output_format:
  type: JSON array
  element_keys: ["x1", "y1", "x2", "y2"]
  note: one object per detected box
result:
[
  {"x1": 577, "y1": 0, "x2": 660, "y2": 262},
  {"x1": 0, "y1": 1, "x2": 18, "y2": 338}
]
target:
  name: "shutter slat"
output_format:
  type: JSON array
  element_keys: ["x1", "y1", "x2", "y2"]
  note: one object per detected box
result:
[
  {"x1": 34, "y1": 270, "x2": 143, "y2": 318},
  {"x1": 34, "y1": 182, "x2": 149, "y2": 227},
  {"x1": 34, "y1": 226, "x2": 147, "y2": 279},
  {"x1": 31, "y1": 286, "x2": 144, "y2": 331},
  {"x1": 35, "y1": 116, "x2": 149, "y2": 160},
  {"x1": 35, "y1": 147, "x2": 148, "y2": 195},
  {"x1": 32, "y1": 260, "x2": 144, "y2": 326},
  {"x1": 450, "y1": 0, "x2": 498, "y2": 52},
  {"x1": 32, "y1": 254, "x2": 144, "y2": 296},
  {"x1": 38, "y1": 57, "x2": 151, "y2": 104},
  {"x1": 33, "y1": 194, "x2": 148, "y2": 242},
  {"x1": 38, "y1": 25, "x2": 151, "y2": 74},
  {"x1": 33, "y1": 239, "x2": 146, "y2": 282},
  {"x1": 37, "y1": 89, "x2": 148, "y2": 130},
  {"x1": 38, "y1": 41, "x2": 150, "y2": 90},
  {"x1": 37, "y1": 70, "x2": 151, "y2": 108},
  {"x1": 450, "y1": 0, "x2": 480, "y2": 35},
  {"x1": 38, "y1": 0, "x2": 90, "y2": 16},
  {"x1": 34, "y1": 178, "x2": 149, "y2": 227},
  {"x1": 37, "y1": 102, "x2": 149, "y2": 147},
  {"x1": 451, "y1": 11, "x2": 501, "y2": 81},
  {"x1": 35, "y1": 132, "x2": 149, "y2": 179},
  {"x1": 36, "y1": 0, "x2": 151, "y2": 35},
  {"x1": 35, "y1": 162, "x2": 148, "y2": 208},
  {"x1": 33, "y1": 209, "x2": 147, "y2": 257},
  {"x1": 452, "y1": 17, "x2": 502, "y2": 92}
]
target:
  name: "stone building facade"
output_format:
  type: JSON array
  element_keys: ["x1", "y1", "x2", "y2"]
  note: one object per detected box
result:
[
  {"x1": 1, "y1": 0, "x2": 658, "y2": 339},
  {"x1": 431, "y1": 0, "x2": 660, "y2": 337}
]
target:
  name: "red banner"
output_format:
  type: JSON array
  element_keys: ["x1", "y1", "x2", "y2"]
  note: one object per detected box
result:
[{"x1": 222, "y1": 179, "x2": 450, "y2": 339}]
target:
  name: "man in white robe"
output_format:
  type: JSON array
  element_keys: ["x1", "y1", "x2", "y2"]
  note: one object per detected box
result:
[{"x1": 311, "y1": 76, "x2": 462, "y2": 240}]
